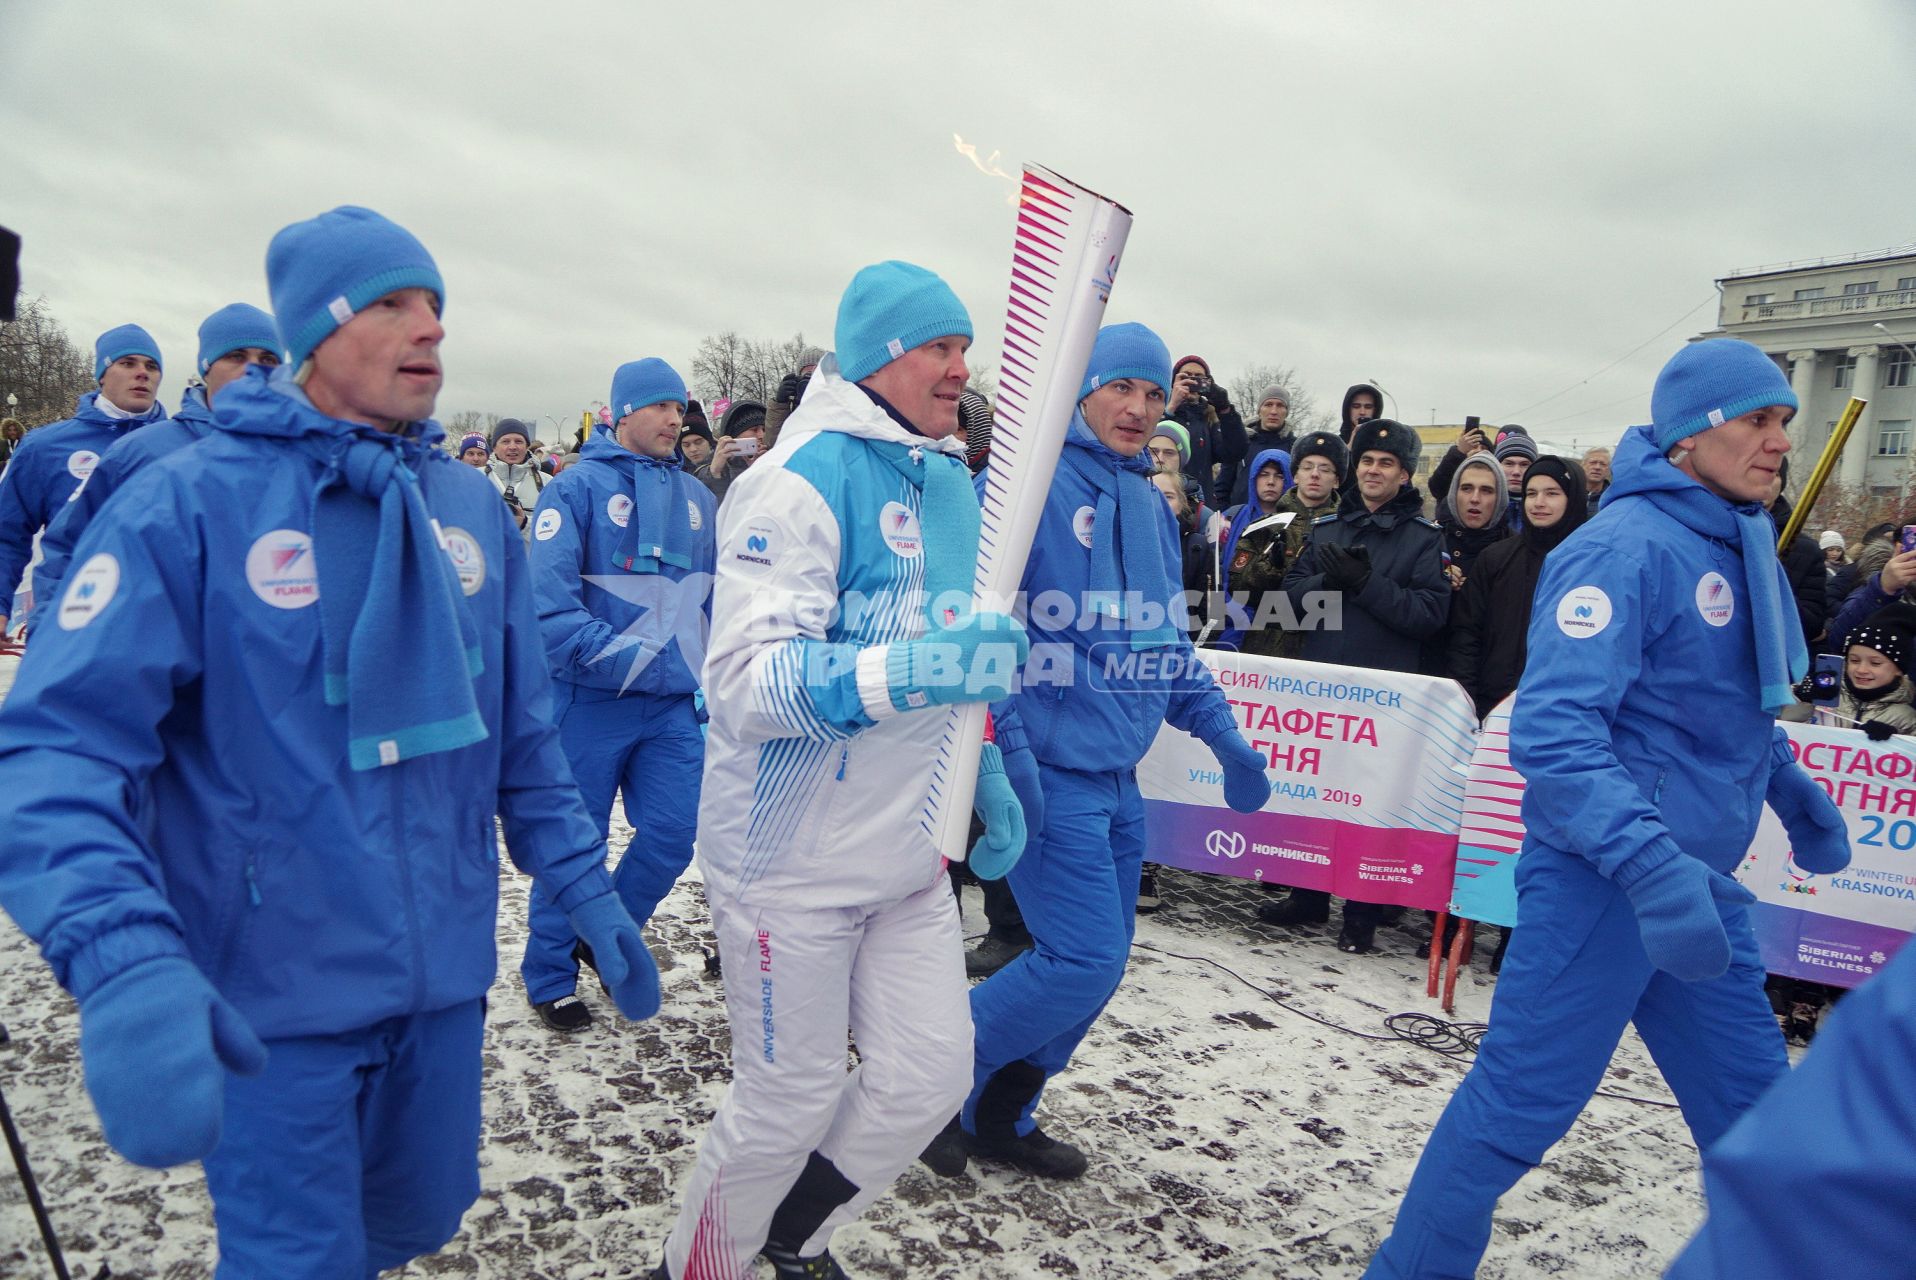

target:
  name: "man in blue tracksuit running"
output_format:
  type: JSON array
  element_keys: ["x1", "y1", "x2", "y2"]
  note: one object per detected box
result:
[
  {"x1": 925, "y1": 322, "x2": 1273, "y2": 1181},
  {"x1": 1364, "y1": 338, "x2": 1851, "y2": 1278},
  {"x1": 0, "y1": 206, "x2": 661, "y2": 1279},
  {"x1": 32, "y1": 303, "x2": 284, "y2": 618},
  {"x1": 519, "y1": 356, "x2": 717, "y2": 1032},
  {"x1": 0, "y1": 323, "x2": 168, "y2": 630}
]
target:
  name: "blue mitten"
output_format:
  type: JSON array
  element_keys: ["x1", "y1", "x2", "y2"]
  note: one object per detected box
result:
[
  {"x1": 1622, "y1": 856, "x2": 1756, "y2": 981},
  {"x1": 1001, "y1": 741, "x2": 1045, "y2": 843},
  {"x1": 1768, "y1": 762, "x2": 1851, "y2": 875},
  {"x1": 1203, "y1": 726, "x2": 1272, "y2": 813},
  {"x1": 886, "y1": 611, "x2": 1030, "y2": 712},
  {"x1": 568, "y1": 894, "x2": 662, "y2": 1020},
  {"x1": 78, "y1": 955, "x2": 269, "y2": 1168},
  {"x1": 969, "y1": 742, "x2": 1028, "y2": 880}
]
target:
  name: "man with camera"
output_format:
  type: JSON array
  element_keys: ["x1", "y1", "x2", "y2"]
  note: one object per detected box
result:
[
  {"x1": 693, "y1": 398, "x2": 768, "y2": 502},
  {"x1": 486, "y1": 418, "x2": 546, "y2": 534},
  {"x1": 1166, "y1": 355, "x2": 1237, "y2": 507}
]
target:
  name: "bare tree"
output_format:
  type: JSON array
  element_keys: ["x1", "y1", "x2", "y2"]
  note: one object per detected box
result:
[
  {"x1": 442, "y1": 410, "x2": 504, "y2": 453},
  {"x1": 968, "y1": 362, "x2": 996, "y2": 401},
  {"x1": 0, "y1": 296, "x2": 95, "y2": 428},
  {"x1": 692, "y1": 331, "x2": 752, "y2": 404},
  {"x1": 1229, "y1": 361, "x2": 1330, "y2": 436},
  {"x1": 692, "y1": 330, "x2": 820, "y2": 407}
]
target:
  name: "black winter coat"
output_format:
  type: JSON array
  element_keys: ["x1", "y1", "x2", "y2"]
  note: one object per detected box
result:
[
  {"x1": 1282, "y1": 484, "x2": 1449, "y2": 673},
  {"x1": 1446, "y1": 534, "x2": 1547, "y2": 718},
  {"x1": 1770, "y1": 499, "x2": 1827, "y2": 648}
]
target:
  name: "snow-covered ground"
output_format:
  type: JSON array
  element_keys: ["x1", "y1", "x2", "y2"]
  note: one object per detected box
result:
[{"x1": 0, "y1": 649, "x2": 1717, "y2": 1278}]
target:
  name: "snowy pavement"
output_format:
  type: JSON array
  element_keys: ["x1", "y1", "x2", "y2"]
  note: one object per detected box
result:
[{"x1": 0, "y1": 649, "x2": 1715, "y2": 1278}]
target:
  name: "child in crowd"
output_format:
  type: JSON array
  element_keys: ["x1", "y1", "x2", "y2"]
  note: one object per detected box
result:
[{"x1": 1218, "y1": 448, "x2": 1293, "y2": 656}]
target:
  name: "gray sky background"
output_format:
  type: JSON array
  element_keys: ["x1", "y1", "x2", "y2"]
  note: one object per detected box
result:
[{"x1": 4, "y1": 0, "x2": 1912, "y2": 455}]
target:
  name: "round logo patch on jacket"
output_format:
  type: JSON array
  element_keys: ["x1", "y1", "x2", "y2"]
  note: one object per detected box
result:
[
  {"x1": 687, "y1": 499, "x2": 703, "y2": 531},
  {"x1": 441, "y1": 526, "x2": 485, "y2": 596},
  {"x1": 1695, "y1": 572, "x2": 1734, "y2": 627},
  {"x1": 246, "y1": 529, "x2": 319, "y2": 609},
  {"x1": 67, "y1": 449, "x2": 100, "y2": 482},
  {"x1": 607, "y1": 494, "x2": 633, "y2": 527},
  {"x1": 1554, "y1": 585, "x2": 1612, "y2": 638},
  {"x1": 1073, "y1": 506, "x2": 1096, "y2": 548},
  {"x1": 879, "y1": 501, "x2": 922, "y2": 558},
  {"x1": 534, "y1": 507, "x2": 562, "y2": 541},
  {"x1": 57, "y1": 553, "x2": 119, "y2": 630}
]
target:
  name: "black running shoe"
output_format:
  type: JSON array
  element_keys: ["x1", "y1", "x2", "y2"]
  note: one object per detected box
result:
[
  {"x1": 760, "y1": 1243, "x2": 851, "y2": 1278},
  {"x1": 970, "y1": 1126, "x2": 1088, "y2": 1180},
  {"x1": 964, "y1": 934, "x2": 1030, "y2": 979},
  {"x1": 919, "y1": 1114, "x2": 969, "y2": 1177},
  {"x1": 532, "y1": 995, "x2": 593, "y2": 1032}
]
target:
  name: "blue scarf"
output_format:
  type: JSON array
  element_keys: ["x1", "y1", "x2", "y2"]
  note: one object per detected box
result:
[
  {"x1": 307, "y1": 434, "x2": 486, "y2": 769},
  {"x1": 1611, "y1": 424, "x2": 1807, "y2": 714},
  {"x1": 1058, "y1": 412, "x2": 1178, "y2": 650},
  {"x1": 869, "y1": 439, "x2": 979, "y2": 624},
  {"x1": 614, "y1": 447, "x2": 697, "y2": 574}
]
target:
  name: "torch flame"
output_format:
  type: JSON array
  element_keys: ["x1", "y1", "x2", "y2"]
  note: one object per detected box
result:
[{"x1": 954, "y1": 133, "x2": 1020, "y2": 206}]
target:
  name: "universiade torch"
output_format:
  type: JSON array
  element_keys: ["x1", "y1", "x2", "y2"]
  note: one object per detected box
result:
[{"x1": 924, "y1": 165, "x2": 1134, "y2": 860}]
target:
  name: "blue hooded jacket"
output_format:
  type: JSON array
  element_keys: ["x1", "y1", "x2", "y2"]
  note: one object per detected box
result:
[
  {"x1": 0, "y1": 390, "x2": 167, "y2": 612},
  {"x1": 528, "y1": 426, "x2": 717, "y2": 697},
  {"x1": 0, "y1": 366, "x2": 613, "y2": 1040},
  {"x1": 992, "y1": 415, "x2": 1234, "y2": 774},
  {"x1": 32, "y1": 387, "x2": 217, "y2": 623},
  {"x1": 1511, "y1": 423, "x2": 1800, "y2": 886}
]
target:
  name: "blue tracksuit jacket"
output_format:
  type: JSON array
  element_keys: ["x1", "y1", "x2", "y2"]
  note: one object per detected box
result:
[
  {"x1": 33, "y1": 387, "x2": 216, "y2": 621},
  {"x1": 0, "y1": 366, "x2": 613, "y2": 1040},
  {"x1": 529, "y1": 426, "x2": 716, "y2": 696},
  {"x1": 0, "y1": 391, "x2": 167, "y2": 612},
  {"x1": 992, "y1": 421, "x2": 1235, "y2": 771}
]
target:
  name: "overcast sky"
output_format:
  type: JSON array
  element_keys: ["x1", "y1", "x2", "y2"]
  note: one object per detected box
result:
[{"x1": 4, "y1": 0, "x2": 1912, "y2": 454}]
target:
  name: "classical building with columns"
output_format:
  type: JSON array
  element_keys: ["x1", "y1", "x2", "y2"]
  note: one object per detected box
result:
[{"x1": 1699, "y1": 244, "x2": 1916, "y2": 491}]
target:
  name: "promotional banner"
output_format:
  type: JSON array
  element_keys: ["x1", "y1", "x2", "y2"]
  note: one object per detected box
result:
[
  {"x1": 1742, "y1": 722, "x2": 1916, "y2": 986},
  {"x1": 1449, "y1": 697, "x2": 1522, "y2": 928},
  {"x1": 1137, "y1": 649, "x2": 1478, "y2": 910},
  {"x1": 1444, "y1": 710, "x2": 1916, "y2": 988}
]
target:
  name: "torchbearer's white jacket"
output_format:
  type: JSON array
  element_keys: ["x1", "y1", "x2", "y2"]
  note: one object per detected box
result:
[{"x1": 697, "y1": 357, "x2": 971, "y2": 910}]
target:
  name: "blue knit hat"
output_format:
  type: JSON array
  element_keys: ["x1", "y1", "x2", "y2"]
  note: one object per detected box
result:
[
  {"x1": 266, "y1": 206, "x2": 444, "y2": 368},
  {"x1": 1078, "y1": 322, "x2": 1173, "y2": 401},
  {"x1": 834, "y1": 261, "x2": 973, "y2": 383},
  {"x1": 196, "y1": 303, "x2": 284, "y2": 374},
  {"x1": 1651, "y1": 338, "x2": 1797, "y2": 451},
  {"x1": 609, "y1": 358, "x2": 688, "y2": 419},
  {"x1": 94, "y1": 324, "x2": 162, "y2": 380},
  {"x1": 456, "y1": 433, "x2": 488, "y2": 456}
]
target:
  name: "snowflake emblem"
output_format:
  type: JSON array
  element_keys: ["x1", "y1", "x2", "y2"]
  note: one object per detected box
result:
[
  {"x1": 579, "y1": 571, "x2": 714, "y2": 694},
  {"x1": 1872, "y1": 951, "x2": 1888, "y2": 965},
  {"x1": 1411, "y1": 864, "x2": 1424, "y2": 876}
]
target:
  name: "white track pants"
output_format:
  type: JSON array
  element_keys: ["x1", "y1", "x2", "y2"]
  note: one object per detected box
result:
[{"x1": 664, "y1": 875, "x2": 973, "y2": 1279}]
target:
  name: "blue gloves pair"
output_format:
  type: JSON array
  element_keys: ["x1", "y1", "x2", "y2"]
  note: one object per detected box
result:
[
  {"x1": 886, "y1": 611, "x2": 1030, "y2": 713},
  {"x1": 1768, "y1": 760, "x2": 1852, "y2": 876},
  {"x1": 568, "y1": 893, "x2": 663, "y2": 1019},
  {"x1": 1203, "y1": 725, "x2": 1273, "y2": 813},
  {"x1": 78, "y1": 956, "x2": 268, "y2": 1168},
  {"x1": 1623, "y1": 856, "x2": 1757, "y2": 981},
  {"x1": 970, "y1": 742, "x2": 1043, "y2": 879}
]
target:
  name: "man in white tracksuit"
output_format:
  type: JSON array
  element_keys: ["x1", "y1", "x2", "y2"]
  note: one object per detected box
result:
[{"x1": 657, "y1": 261, "x2": 1034, "y2": 1280}]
